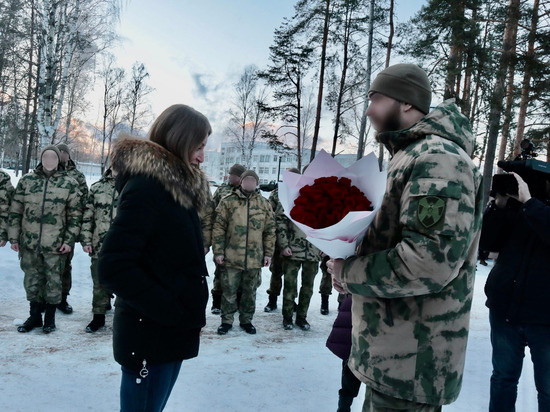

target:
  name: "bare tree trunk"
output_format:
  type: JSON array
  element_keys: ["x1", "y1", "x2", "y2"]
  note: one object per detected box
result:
[
  {"x1": 378, "y1": 0, "x2": 394, "y2": 171},
  {"x1": 356, "y1": 0, "x2": 375, "y2": 160},
  {"x1": 496, "y1": 54, "x2": 517, "y2": 166},
  {"x1": 513, "y1": 0, "x2": 539, "y2": 158},
  {"x1": 21, "y1": 0, "x2": 36, "y2": 174},
  {"x1": 296, "y1": 73, "x2": 302, "y2": 170},
  {"x1": 310, "y1": 0, "x2": 330, "y2": 162},
  {"x1": 482, "y1": 0, "x2": 520, "y2": 205},
  {"x1": 444, "y1": 1, "x2": 465, "y2": 100}
]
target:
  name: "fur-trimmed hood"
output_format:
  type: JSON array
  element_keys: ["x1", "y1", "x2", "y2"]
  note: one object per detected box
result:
[{"x1": 110, "y1": 137, "x2": 209, "y2": 211}]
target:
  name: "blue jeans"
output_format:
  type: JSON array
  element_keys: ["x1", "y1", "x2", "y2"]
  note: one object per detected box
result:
[
  {"x1": 489, "y1": 312, "x2": 550, "y2": 412},
  {"x1": 120, "y1": 361, "x2": 182, "y2": 412}
]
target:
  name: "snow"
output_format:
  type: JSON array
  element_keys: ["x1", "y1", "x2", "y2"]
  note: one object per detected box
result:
[{"x1": 0, "y1": 169, "x2": 538, "y2": 411}]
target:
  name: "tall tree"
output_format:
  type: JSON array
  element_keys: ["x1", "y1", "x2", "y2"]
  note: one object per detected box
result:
[{"x1": 125, "y1": 61, "x2": 153, "y2": 135}]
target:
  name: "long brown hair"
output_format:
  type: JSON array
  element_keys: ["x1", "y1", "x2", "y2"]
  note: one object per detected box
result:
[{"x1": 148, "y1": 104, "x2": 211, "y2": 176}]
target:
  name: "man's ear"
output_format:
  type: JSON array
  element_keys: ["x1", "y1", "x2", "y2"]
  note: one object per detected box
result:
[{"x1": 401, "y1": 103, "x2": 414, "y2": 112}]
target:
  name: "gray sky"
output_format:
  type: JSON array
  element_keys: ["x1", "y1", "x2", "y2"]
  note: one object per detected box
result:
[{"x1": 101, "y1": 0, "x2": 425, "y2": 152}]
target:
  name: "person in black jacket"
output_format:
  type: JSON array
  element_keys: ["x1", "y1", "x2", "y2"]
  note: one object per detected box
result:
[
  {"x1": 98, "y1": 104, "x2": 211, "y2": 412},
  {"x1": 483, "y1": 172, "x2": 550, "y2": 412}
]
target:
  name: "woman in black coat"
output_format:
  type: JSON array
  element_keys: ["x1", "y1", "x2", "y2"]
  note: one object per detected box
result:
[{"x1": 98, "y1": 105, "x2": 211, "y2": 412}]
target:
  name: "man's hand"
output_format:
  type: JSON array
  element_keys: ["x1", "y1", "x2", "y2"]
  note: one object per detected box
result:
[
  {"x1": 263, "y1": 256, "x2": 272, "y2": 267},
  {"x1": 59, "y1": 244, "x2": 72, "y2": 254},
  {"x1": 282, "y1": 247, "x2": 292, "y2": 257},
  {"x1": 11, "y1": 242, "x2": 19, "y2": 252},
  {"x1": 204, "y1": 247, "x2": 210, "y2": 255},
  {"x1": 327, "y1": 258, "x2": 346, "y2": 293},
  {"x1": 215, "y1": 255, "x2": 224, "y2": 265},
  {"x1": 510, "y1": 172, "x2": 531, "y2": 204},
  {"x1": 0, "y1": 240, "x2": 6, "y2": 247},
  {"x1": 82, "y1": 245, "x2": 93, "y2": 254}
]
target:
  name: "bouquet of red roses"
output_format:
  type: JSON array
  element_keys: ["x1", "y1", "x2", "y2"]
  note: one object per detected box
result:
[
  {"x1": 278, "y1": 150, "x2": 386, "y2": 258},
  {"x1": 290, "y1": 177, "x2": 373, "y2": 229}
]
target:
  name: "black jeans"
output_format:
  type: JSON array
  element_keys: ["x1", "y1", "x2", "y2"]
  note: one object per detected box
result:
[
  {"x1": 340, "y1": 359, "x2": 361, "y2": 398},
  {"x1": 489, "y1": 312, "x2": 550, "y2": 412},
  {"x1": 120, "y1": 361, "x2": 182, "y2": 412}
]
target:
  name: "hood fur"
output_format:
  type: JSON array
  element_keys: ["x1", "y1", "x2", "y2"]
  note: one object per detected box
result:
[{"x1": 111, "y1": 137, "x2": 209, "y2": 211}]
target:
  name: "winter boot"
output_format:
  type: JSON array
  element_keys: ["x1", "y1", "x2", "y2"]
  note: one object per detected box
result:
[
  {"x1": 336, "y1": 393, "x2": 354, "y2": 412},
  {"x1": 264, "y1": 294, "x2": 277, "y2": 312},
  {"x1": 43, "y1": 304, "x2": 57, "y2": 334},
  {"x1": 295, "y1": 316, "x2": 310, "y2": 331},
  {"x1": 283, "y1": 317, "x2": 294, "y2": 330},
  {"x1": 86, "y1": 314, "x2": 106, "y2": 333},
  {"x1": 57, "y1": 294, "x2": 73, "y2": 314},
  {"x1": 17, "y1": 302, "x2": 43, "y2": 333},
  {"x1": 240, "y1": 323, "x2": 257, "y2": 335},
  {"x1": 320, "y1": 294, "x2": 330, "y2": 315},
  {"x1": 211, "y1": 293, "x2": 222, "y2": 315},
  {"x1": 217, "y1": 323, "x2": 232, "y2": 335}
]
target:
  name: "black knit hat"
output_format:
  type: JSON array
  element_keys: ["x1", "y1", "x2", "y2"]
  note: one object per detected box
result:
[
  {"x1": 229, "y1": 163, "x2": 246, "y2": 177},
  {"x1": 369, "y1": 64, "x2": 432, "y2": 114},
  {"x1": 240, "y1": 170, "x2": 259, "y2": 184}
]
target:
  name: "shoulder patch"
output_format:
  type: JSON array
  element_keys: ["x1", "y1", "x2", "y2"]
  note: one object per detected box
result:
[{"x1": 417, "y1": 196, "x2": 445, "y2": 228}]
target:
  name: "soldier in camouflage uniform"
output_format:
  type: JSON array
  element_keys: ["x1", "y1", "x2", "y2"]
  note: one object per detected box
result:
[
  {"x1": 328, "y1": 64, "x2": 483, "y2": 411},
  {"x1": 80, "y1": 168, "x2": 119, "y2": 333},
  {"x1": 209, "y1": 163, "x2": 245, "y2": 314},
  {"x1": 9, "y1": 145, "x2": 83, "y2": 334},
  {"x1": 212, "y1": 170, "x2": 276, "y2": 335},
  {"x1": 57, "y1": 143, "x2": 88, "y2": 314},
  {"x1": 275, "y1": 184, "x2": 322, "y2": 331},
  {"x1": 0, "y1": 169, "x2": 14, "y2": 247}
]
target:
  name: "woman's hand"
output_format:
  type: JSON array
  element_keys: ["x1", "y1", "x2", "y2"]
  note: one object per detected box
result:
[{"x1": 215, "y1": 255, "x2": 224, "y2": 265}]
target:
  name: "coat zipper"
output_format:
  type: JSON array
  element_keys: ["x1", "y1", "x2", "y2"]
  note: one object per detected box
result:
[
  {"x1": 244, "y1": 196, "x2": 250, "y2": 270},
  {"x1": 36, "y1": 175, "x2": 50, "y2": 251}
]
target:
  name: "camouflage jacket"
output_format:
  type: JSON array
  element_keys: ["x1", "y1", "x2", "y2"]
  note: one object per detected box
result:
[
  {"x1": 268, "y1": 188, "x2": 279, "y2": 212},
  {"x1": 212, "y1": 188, "x2": 276, "y2": 270},
  {"x1": 340, "y1": 100, "x2": 483, "y2": 405},
  {"x1": 0, "y1": 170, "x2": 14, "y2": 241},
  {"x1": 66, "y1": 159, "x2": 89, "y2": 206},
  {"x1": 198, "y1": 185, "x2": 214, "y2": 249},
  {"x1": 80, "y1": 169, "x2": 119, "y2": 257},
  {"x1": 275, "y1": 199, "x2": 321, "y2": 262},
  {"x1": 212, "y1": 183, "x2": 236, "y2": 208},
  {"x1": 8, "y1": 165, "x2": 83, "y2": 253}
]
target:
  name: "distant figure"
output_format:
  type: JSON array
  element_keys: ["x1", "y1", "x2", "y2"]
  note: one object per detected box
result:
[{"x1": 0, "y1": 169, "x2": 14, "y2": 247}]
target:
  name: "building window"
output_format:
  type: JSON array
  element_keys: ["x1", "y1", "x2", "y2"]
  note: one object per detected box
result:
[
  {"x1": 272, "y1": 167, "x2": 277, "y2": 174},
  {"x1": 273, "y1": 155, "x2": 278, "y2": 162}
]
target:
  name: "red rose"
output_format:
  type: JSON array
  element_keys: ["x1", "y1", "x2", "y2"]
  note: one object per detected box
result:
[{"x1": 290, "y1": 177, "x2": 373, "y2": 229}]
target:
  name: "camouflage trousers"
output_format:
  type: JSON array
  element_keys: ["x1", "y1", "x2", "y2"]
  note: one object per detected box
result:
[
  {"x1": 211, "y1": 264, "x2": 225, "y2": 297},
  {"x1": 282, "y1": 259, "x2": 319, "y2": 320},
  {"x1": 221, "y1": 267, "x2": 261, "y2": 325},
  {"x1": 61, "y1": 248, "x2": 74, "y2": 296},
  {"x1": 363, "y1": 387, "x2": 442, "y2": 412},
  {"x1": 319, "y1": 266, "x2": 333, "y2": 296},
  {"x1": 90, "y1": 258, "x2": 111, "y2": 315},
  {"x1": 266, "y1": 249, "x2": 284, "y2": 296},
  {"x1": 20, "y1": 248, "x2": 64, "y2": 304}
]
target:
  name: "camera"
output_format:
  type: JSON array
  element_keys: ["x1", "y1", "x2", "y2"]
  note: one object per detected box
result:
[{"x1": 491, "y1": 139, "x2": 550, "y2": 200}]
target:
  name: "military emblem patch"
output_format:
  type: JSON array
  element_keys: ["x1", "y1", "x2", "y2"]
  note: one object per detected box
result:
[{"x1": 417, "y1": 196, "x2": 445, "y2": 228}]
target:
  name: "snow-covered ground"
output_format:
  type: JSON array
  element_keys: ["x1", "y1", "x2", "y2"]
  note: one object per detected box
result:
[{"x1": 0, "y1": 170, "x2": 538, "y2": 411}]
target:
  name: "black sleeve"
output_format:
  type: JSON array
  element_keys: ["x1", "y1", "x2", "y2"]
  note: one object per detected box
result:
[
  {"x1": 479, "y1": 200, "x2": 518, "y2": 253},
  {"x1": 521, "y1": 198, "x2": 550, "y2": 247},
  {"x1": 98, "y1": 177, "x2": 184, "y2": 326}
]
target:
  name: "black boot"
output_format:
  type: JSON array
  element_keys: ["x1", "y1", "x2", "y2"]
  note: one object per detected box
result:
[
  {"x1": 264, "y1": 294, "x2": 277, "y2": 312},
  {"x1": 17, "y1": 302, "x2": 43, "y2": 333},
  {"x1": 86, "y1": 314, "x2": 106, "y2": 333},
  {"x1": 43, "y1": 304, "x2": 57, "y2": 334},
  {"x1": 57, "y1": 294, "x2": 73, "y2": 314},
  {"x1": 336, "y1": 393, "x2": 354, "y2": 412},
  {"x1": 211, "y1": 293, "x2": 222, "y2": 315},
  {"x1": 295, "y1": 316, "x2": 310, "y2": 331},
  {"x1": 321, "y1": 294, "x2": 330, "y2": 315}
]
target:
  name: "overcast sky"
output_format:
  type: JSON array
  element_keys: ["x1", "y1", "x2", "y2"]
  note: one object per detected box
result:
[{"x1": 98, "y1": 0, "x2": 424, "y2": 152}]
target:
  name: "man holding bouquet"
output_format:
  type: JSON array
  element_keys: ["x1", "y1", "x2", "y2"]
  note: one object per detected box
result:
[{"x1": 328, "y1": 64, "x2": 483, "y2": 411}]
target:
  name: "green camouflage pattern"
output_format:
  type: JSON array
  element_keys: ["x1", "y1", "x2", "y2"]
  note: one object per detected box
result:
[
  {"x1": 340, "y1": 100, "x2": 483, "y2": 406},
  {"x1": 221, "y1": 267, "x2": 261, "y2": 325},
  {"x1": 8, "y1": 165, "x2": 83, "y2": 253},
  {"x1": 212, "y1": 188, "x2": 276, "y2": 270},
  {"x1": 268, "y1": 188, "x2": 280, "y2": 211},
  {"x1": 90, "y1": 257, "x2": 111, "y2": 314},
  {"x1": 212, "y1": 183, "x2": 237, "y2": 208},
  {"x1": 282, "y1": 259, "x2": 318, "y2": 320},
  {"x1": 0, "y1": 170, "x2": 14, "y2": 241},
  {"x1": 65, "y1": 159, "x2": 89, "y2": 204},
  {"x1": 198, "y1": 191, "x2": 214, "y2": 248},
  {"x1": 266, "y1": 188, "x2": 284, "y2": 296},
  {"x1": 319, "y1": 257, "x2": 333, "y2": 296},
  {"x1": 275, "y1": 201, "x2": 321, "y2": 262},
  {"x1": 80, "y1": 169, "x2": 119, "y2": 258},
  {"x1": 20, "y1": 248, "x2": 65, "y2": 304}
]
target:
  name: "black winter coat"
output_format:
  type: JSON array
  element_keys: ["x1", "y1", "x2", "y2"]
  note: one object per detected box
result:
[
  {"x1": 483, "y1": 197, "x2": 550, "y2": 325},
  {"x1": 98, "y1": 138, "x2": 210, "y2": 371},
  {"x1": 326, "y1": 295, "x2": 353, "y2": 360}
]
